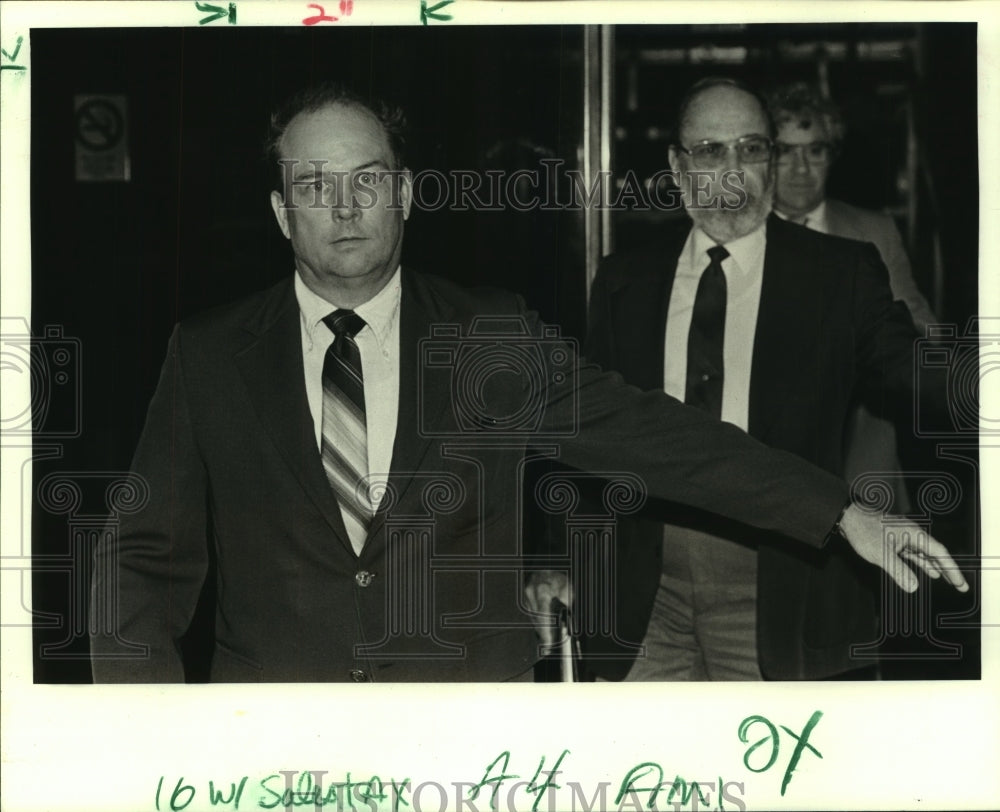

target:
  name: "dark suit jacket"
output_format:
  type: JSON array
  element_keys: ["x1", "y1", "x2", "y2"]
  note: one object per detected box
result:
[
  {"x1": 582, "y1": 214, "x2": 922, "y2": 680},
  {"x1": 90, "y1": 266, "x2": 851, "y2": 682}
]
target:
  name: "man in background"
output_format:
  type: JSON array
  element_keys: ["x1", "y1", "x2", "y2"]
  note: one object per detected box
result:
[
  {"x1": 767, "y1": 82, "x2": 936, "y2": 514},
  {"x1": 766, "y1": 82, "x2": 934, "y2": 328}
]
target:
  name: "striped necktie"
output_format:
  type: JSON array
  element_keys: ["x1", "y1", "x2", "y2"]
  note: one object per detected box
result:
[{"x1": 321, "y1": 309, "x2": 371, "y2": 555}]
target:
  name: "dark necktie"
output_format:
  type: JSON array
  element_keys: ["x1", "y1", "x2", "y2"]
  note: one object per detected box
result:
[
  {"x1": 321, "y1": 310, "x2": 371, "y2": 554},
  {"x1": 685, "y1": 244, "x2": 729, "y2": 418}
]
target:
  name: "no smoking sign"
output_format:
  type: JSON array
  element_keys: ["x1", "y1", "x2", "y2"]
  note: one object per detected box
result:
[{"x1": 74, "y1": 94, "x2": 130, "y2": 181}]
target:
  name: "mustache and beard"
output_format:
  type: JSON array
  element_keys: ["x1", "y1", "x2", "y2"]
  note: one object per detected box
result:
[{"x1": 681, "y1": 165, "x2": 776, "y2": 243}]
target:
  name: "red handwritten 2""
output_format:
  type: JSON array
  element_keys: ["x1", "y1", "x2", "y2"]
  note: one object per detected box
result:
[{"x1": 303, "y1": 1, "x2": 353, "y2": 25}]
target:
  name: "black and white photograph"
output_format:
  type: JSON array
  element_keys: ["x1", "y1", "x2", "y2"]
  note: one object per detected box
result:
[{"x1": 1, "y1": 2, "x2": 997, "y2": 810}]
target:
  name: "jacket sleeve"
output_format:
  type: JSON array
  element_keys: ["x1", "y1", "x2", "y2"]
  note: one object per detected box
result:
[
  {"x1": 525, "y1": 294, "x2": 848, "y2": 548},
  {"x1": 849, "y1": 241, "x2": 942, "y2": 421},
  {"x1": 90, "y1": 326, "x2": 209, "y2": 682},
  {"x1": 872, "y1": 215, "x2": 937, "y2": 331}
]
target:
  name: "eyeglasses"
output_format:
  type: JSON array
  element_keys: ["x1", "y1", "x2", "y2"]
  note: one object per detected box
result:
[
  {"x1": 673, "y1": 136, "x2": 773, "y2": 169},
  {"x1": 774, "y1": 141, "x2": 835, "y2": 165}
]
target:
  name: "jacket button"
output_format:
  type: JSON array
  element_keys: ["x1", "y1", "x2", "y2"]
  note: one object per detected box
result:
[
  {"x1": 349, "y1": 669, "x2": 368, "y2": 682},
  {"x1": 355, "y1": 570, "x2": 375, "y2": 587}
]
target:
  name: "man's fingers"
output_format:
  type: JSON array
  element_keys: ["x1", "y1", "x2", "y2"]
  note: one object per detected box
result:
[
  {"x1": 886, "y1": 555, "x2": 919, "y2": 593},
  {"x1": 924, "y1": 540, "x2": 970, "y2": 592},
  {"x1": 536, "y1": 623, "x2": 556, "y2": 649},
  {"x1": 525, "y1": 586, "x2": 557, "y2": 648},
  {"x1": 897, "y1": 549, "x2": 968, "y2": 592},
  {"x1": 900, "y1": 548, "x2": 942, "y2": 579},
  {"x1": 895, "y1": 531, "x2": 969, "y2": 592},
  {"x1": 526, "y1": 585, "x2": 559, "y2": 617},
  {"x1": 939, "y1": 562, "x2": 970, "y2": 592},
  {"x1": 525, "y1": 571, "x2": 573, "y2": 651},
  {"x1": 840, "y1": 506, "x2": 969, "y2": 594}
]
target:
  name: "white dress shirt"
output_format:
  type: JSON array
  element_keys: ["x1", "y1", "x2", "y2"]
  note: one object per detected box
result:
[
  {"x1": 295, "y1": 268, "x2": 401, "y2": 546},
  {"x1": 663, "y1": 225, "x2": 767, "y2": 431}
]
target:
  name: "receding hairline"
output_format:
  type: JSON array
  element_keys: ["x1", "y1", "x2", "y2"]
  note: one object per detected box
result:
[
  {"x1": 679, "y1": 83, "x2": 770, "y2": 139},
  {"x1": 274, "y1": 100, "x2": 394, "y2": 159}
]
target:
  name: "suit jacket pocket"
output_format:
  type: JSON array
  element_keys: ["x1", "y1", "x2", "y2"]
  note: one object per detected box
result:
[{"x1": 211, "y1": 641, "x2": 264, "y2": 683}]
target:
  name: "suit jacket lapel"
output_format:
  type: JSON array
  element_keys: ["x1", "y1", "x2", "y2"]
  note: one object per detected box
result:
[
  {"x1": 749, "y1": 215, "x2": 823, "y2": 443},
  {"x1": 607, "y1": 220, "x2": 691, "y2": 390},
  {"x1": 234, "y1": 278, "x2": 354, "y2": 556},
  {"x1": 366, "y1": 270, "x2": 456, "y2": 542}
]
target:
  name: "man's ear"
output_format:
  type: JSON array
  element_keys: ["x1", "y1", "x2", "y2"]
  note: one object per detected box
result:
[
  {"x1": 399, "y1": 168, "x2": 413, "y2": 221},
  {"x1": 270, "y1": 190, "x2": 291, "y2": 239}
]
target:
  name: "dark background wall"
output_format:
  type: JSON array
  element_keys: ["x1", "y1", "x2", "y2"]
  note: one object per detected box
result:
[{"x1": 28, "y1": 23, "x2": 979, "y2": 682}]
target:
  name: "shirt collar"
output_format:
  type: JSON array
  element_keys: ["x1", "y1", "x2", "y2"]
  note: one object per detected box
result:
[
  {"x1": 775, "y1": 200, "x2": 827, "y2": 231},
  {"x1": 294, "y1": 266, "x2": 402, "y2": 353},
  {"x1": 690, "y1": 222, "x2": 767, "y2": 277}
]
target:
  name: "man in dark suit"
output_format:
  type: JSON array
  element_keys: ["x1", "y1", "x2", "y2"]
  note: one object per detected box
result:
[
  {"x1": 557, "y1": 77, "x2": 953, "y2": 681},
  {"x1": 89, "y1": 82, "x2": 966, "y2": 683}
]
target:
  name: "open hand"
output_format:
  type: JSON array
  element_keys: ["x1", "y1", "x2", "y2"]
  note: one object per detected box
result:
[{"x1": 839, "y1": 503, "x2": 969, "y2": 594}]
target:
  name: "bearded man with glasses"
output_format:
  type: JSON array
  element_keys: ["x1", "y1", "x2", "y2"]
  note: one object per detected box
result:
[{"x1": 547, "y1": 77, "x2": 945, "y2": 682}]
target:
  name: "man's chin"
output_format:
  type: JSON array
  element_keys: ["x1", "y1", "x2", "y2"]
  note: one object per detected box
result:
[{"x1": 688, "y1": 202, "x2": 770, "y2": 243}]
